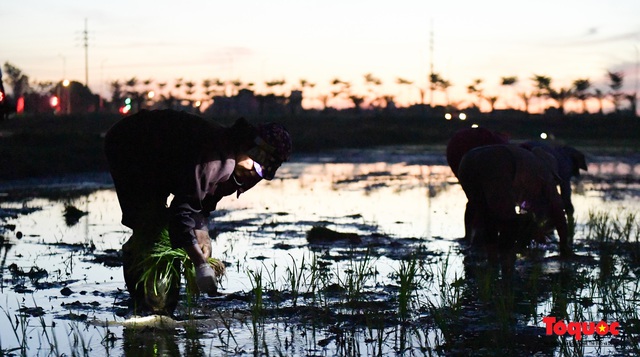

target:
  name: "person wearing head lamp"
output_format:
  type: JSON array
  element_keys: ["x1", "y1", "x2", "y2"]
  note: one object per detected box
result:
[{"x1": 104, "y1": 109, "x2": 292, "y2": 315}]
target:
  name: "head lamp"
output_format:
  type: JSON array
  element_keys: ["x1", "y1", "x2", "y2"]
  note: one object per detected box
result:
[{"x1": 254, "y1": 161, "x2": 264, "y2": 178}]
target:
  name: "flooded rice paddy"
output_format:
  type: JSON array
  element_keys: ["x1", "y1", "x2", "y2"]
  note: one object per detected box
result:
[{"x1": 1, "y1": 146, "x2": 639, "y2": 356}]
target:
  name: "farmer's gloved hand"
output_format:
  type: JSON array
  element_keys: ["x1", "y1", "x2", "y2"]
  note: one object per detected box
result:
[
  {"x1": 195, "y1": 229, "x2": 212, "y2": 259},
  {"x1": 195, "y1": 263, "x2": 217, "y2": 296}
]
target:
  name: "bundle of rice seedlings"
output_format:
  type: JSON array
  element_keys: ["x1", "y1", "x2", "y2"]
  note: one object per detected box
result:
[{"x1": 137, "y1": 228, "x2": 226, "y2": 298}]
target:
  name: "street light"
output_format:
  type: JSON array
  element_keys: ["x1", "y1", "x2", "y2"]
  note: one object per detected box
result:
[{"x1": 63, "y1": 79, "x2": 70, "y2": 114}]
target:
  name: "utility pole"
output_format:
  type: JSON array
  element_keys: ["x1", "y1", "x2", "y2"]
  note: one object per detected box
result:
[
  {"x1": 83, "y1": 18, "x2": 89, "y2": 88},
  {"x1": 635, "y1": 45, "x2": 639, "y2": 117},
  {"x1": 429, "y1": 19, "x2": 434, "y2": 107}
]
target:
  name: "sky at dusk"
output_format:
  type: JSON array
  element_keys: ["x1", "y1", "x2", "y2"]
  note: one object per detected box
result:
[{"x1": 2, "y1": 0, "x2": 639, "y2": 110}]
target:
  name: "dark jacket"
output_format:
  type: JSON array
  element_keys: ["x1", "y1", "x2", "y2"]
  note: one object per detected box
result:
[{"x1": 105, "y1": 109, "x2": 257, "y2": 248}]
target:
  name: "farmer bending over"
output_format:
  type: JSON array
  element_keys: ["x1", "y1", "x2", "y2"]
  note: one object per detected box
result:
[{"x1": 104, "y1": 109, "x2": 292, "y2": 315}]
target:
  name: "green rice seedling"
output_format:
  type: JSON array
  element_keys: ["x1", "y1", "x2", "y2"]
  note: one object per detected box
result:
[
  {"x1": 615, "y1": 212, "x2": 640, "y2": 264},
  {"x1": 306, "y1": 253, "x2": 321, "y2": 305},
  {"x1": 307, "y1": 253, "x2": 332, "y2": 309},
  {"x1": 99, "y1": 326, "x2": 118, "y2": 354},
  {"x1": 421, "y1": 251, "x2": 467, "y2": 348},
  {"x1": 246, "y1": 267, "x2": 268, "y2": 355},
  {"x1": 284, "y1": 253, "x2": 306, "y2": 307},
  {"x1": 337, "y1": 249, "x2": 376, "y2": 305},
  {"x1": 520, "y1": 261, "x2": 543, "y2": 322},
  {"x1": 263, "y1": 260, "x2": 279, "y2": 298},
  {"x1": 65, "y1": 320, "x2": 92, "y2": 357},
  {"x1": 549, "y1": 272, "x2": 573, "y2": 321},
  {"x1": 247, "y1": 267, "x2": 265, "y2": 319},
  {"x1": 434, "y1": 251, "x2": 463, "y2": 311},
  {"x1": 396, "y1": 256, "x2": 419, "y2": 321},
  {"x1": 492, "y1": 282, "x2": 516, "y2": 332},
  {"x1": 213, "y1": 309, "x2": 239, "y2": 352},
  {"x1": 622, "y1": 280, "x2": 640, "y2": 354},
  {"x1": 1, "y1": 307, "x2": 28, "y2": 355},
  {"x1": 614, "y1": 212, "x2": 636, "y2": 242},
  {"x1": 249, "y1": 260, "x2": 282, "y2": 308},
  {"x1": 364, "y1": 314, "x2": 387, "y2": 356},
  {"x1": 137, "y1": 228, "x2": 225, "y2": 300},
  {"x1": 586, "y1": 210, "x2": 616, "y2": 246},
  {"x1": 37, "y1": 313, "x2": 61, "y2": 357},
  {"x1": 410, "y1": 323, "x2": 440, "y2": 357},
  {"x1": 348, "y1": 249, "x2": 376, "y2": 301},
  {"x1": 474, "y1": 262, "x2": 498, "y2": 304},
  {"x1": 62, "y1": 251, "x2": 76, "y2": 277}
]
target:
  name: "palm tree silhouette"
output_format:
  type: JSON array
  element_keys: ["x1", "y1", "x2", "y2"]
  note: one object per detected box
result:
[
  {"x1": 363, "y1": 73, "x2": 382, "y2": 109},
  {"x1": 396, "y1": 77, "x2": 417, "y2": 105},
  {"x1": 500, "y1": 76, "x2": 518, "y2": 109},
  {"x1": 125, "y1": 77, "x2": 145, "y2": 112},
  {"x1": 467, "y1": 78, "x2": 484, "y2": 110},
  {"x1": 185, "y1": 81, "x2": 196, "y2": 106},
  {"x1": 265, "y1": 79, "x2": 286, "y2": 96},
  {"x1": 531, "y1": 74, "x2": 553, "y2": 113},
  {"x1": 607, "y1": 71, "x2": 624, "y2": 113},
  {"x1": 486, "y1": 96, "x2": 498, "y2": 113},
  {"x1": 519, "y1": 92, "x2": 532, "y2": 114},
  {"x1": 174, "y1": 78, "x2": 183, "y2": 98},
  {"x1": 299, "y1": 79, "x2": 316, "y2": 109},
  {"x1": 548, "y1": 87, "x2": 573, "y2": 116},
  {"x1": 593, "y1": 89, "x2": 605, "y2": 115},
  {"x1": 110, "y1": 80, "x2": 123, "y2": 104},
  {"x1": 430, "y1": 72, "x2": 452, "y2": 106},
  {"x1": 572, "y1": 78, "x2": 591, "y2": 114},
  {"x1": 330, "y1": 77, "x2": 350, "y2": 109},
  {"x1": 625, "y1": 93, "x2": 637, "y2": 117}
]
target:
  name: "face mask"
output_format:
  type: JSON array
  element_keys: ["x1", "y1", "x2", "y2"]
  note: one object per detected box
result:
[{"x1": 246, "y1": 137, "x2": 282, "y2": 180}]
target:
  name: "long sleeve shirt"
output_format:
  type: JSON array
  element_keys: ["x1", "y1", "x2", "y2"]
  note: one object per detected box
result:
[{"x1": 105, "y1": 109, "x2": 251, "y2": 248}]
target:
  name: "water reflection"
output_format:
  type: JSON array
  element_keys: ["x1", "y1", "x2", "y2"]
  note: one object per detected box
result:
[
  {"x1": 122, "y1": 327, "x2": 182, "y2": 356},
  {"x1": 0, "y1": 149, "x2": 638, "y2": 355}
]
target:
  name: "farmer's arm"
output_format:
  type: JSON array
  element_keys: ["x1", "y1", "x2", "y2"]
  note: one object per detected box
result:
[
  {"x1": 184, "y1": 242, "x2": 208, "y2": 266},
  {"x1": 168, "y1": 196, "x2": 218, "y2": 293},
  {"x1": 168, "y1": 196, "x2": 202, "y2": 248},
  {"x1": 167, "y1": 158, "x2": 228, "y2": 249},
  {"x1": 545, "y1": 182, "x2": 570, "y2": 256}
]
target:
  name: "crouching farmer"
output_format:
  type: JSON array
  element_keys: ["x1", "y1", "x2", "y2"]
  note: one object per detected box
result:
[{"x1": 104, "y1": 109, "x2": 292, "y2": 315}]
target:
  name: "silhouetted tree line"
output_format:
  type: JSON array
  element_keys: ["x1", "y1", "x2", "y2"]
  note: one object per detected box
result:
[{"x1": 1, "y1": 61, "x2": 637, "y2": 120}]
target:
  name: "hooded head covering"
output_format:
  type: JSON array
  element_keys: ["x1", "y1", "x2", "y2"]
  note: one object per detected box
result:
[{"x1": 246, "y1": 123, "x2": 292, "y2": 180}]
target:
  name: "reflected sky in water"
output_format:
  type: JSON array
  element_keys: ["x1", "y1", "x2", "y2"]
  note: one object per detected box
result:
[
  {"x1": 8, "y1": 150, "x2": 640, "y2": 255},
  {"x1": 1, "y1": 149, "x2": 639, "y2": 355}
]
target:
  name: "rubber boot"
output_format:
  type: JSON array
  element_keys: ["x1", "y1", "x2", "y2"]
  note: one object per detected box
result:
[{"x1": 122, "y1": 229, "x2": 181, "y2": 316}]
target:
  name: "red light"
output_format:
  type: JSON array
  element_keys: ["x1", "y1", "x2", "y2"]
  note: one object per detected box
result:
[
  {"x1": 0, "y1": 91, "x2": 4, "y2": 102},
  {"x1": 16, "y1": 97, "x2": 24, "y2": 114},
  {"x1": 50, "y1": 96, "x2": 60, "y2": 107}
]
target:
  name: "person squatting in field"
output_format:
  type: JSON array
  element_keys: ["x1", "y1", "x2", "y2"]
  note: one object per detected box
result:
[{"x1": 104, "y1": 109, "x2": 292, "y2": 315}]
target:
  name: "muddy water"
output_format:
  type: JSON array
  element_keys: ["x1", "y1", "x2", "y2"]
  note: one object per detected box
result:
[{"x1": 0, "y1": 146, "x2": 639, "y2": 356}]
